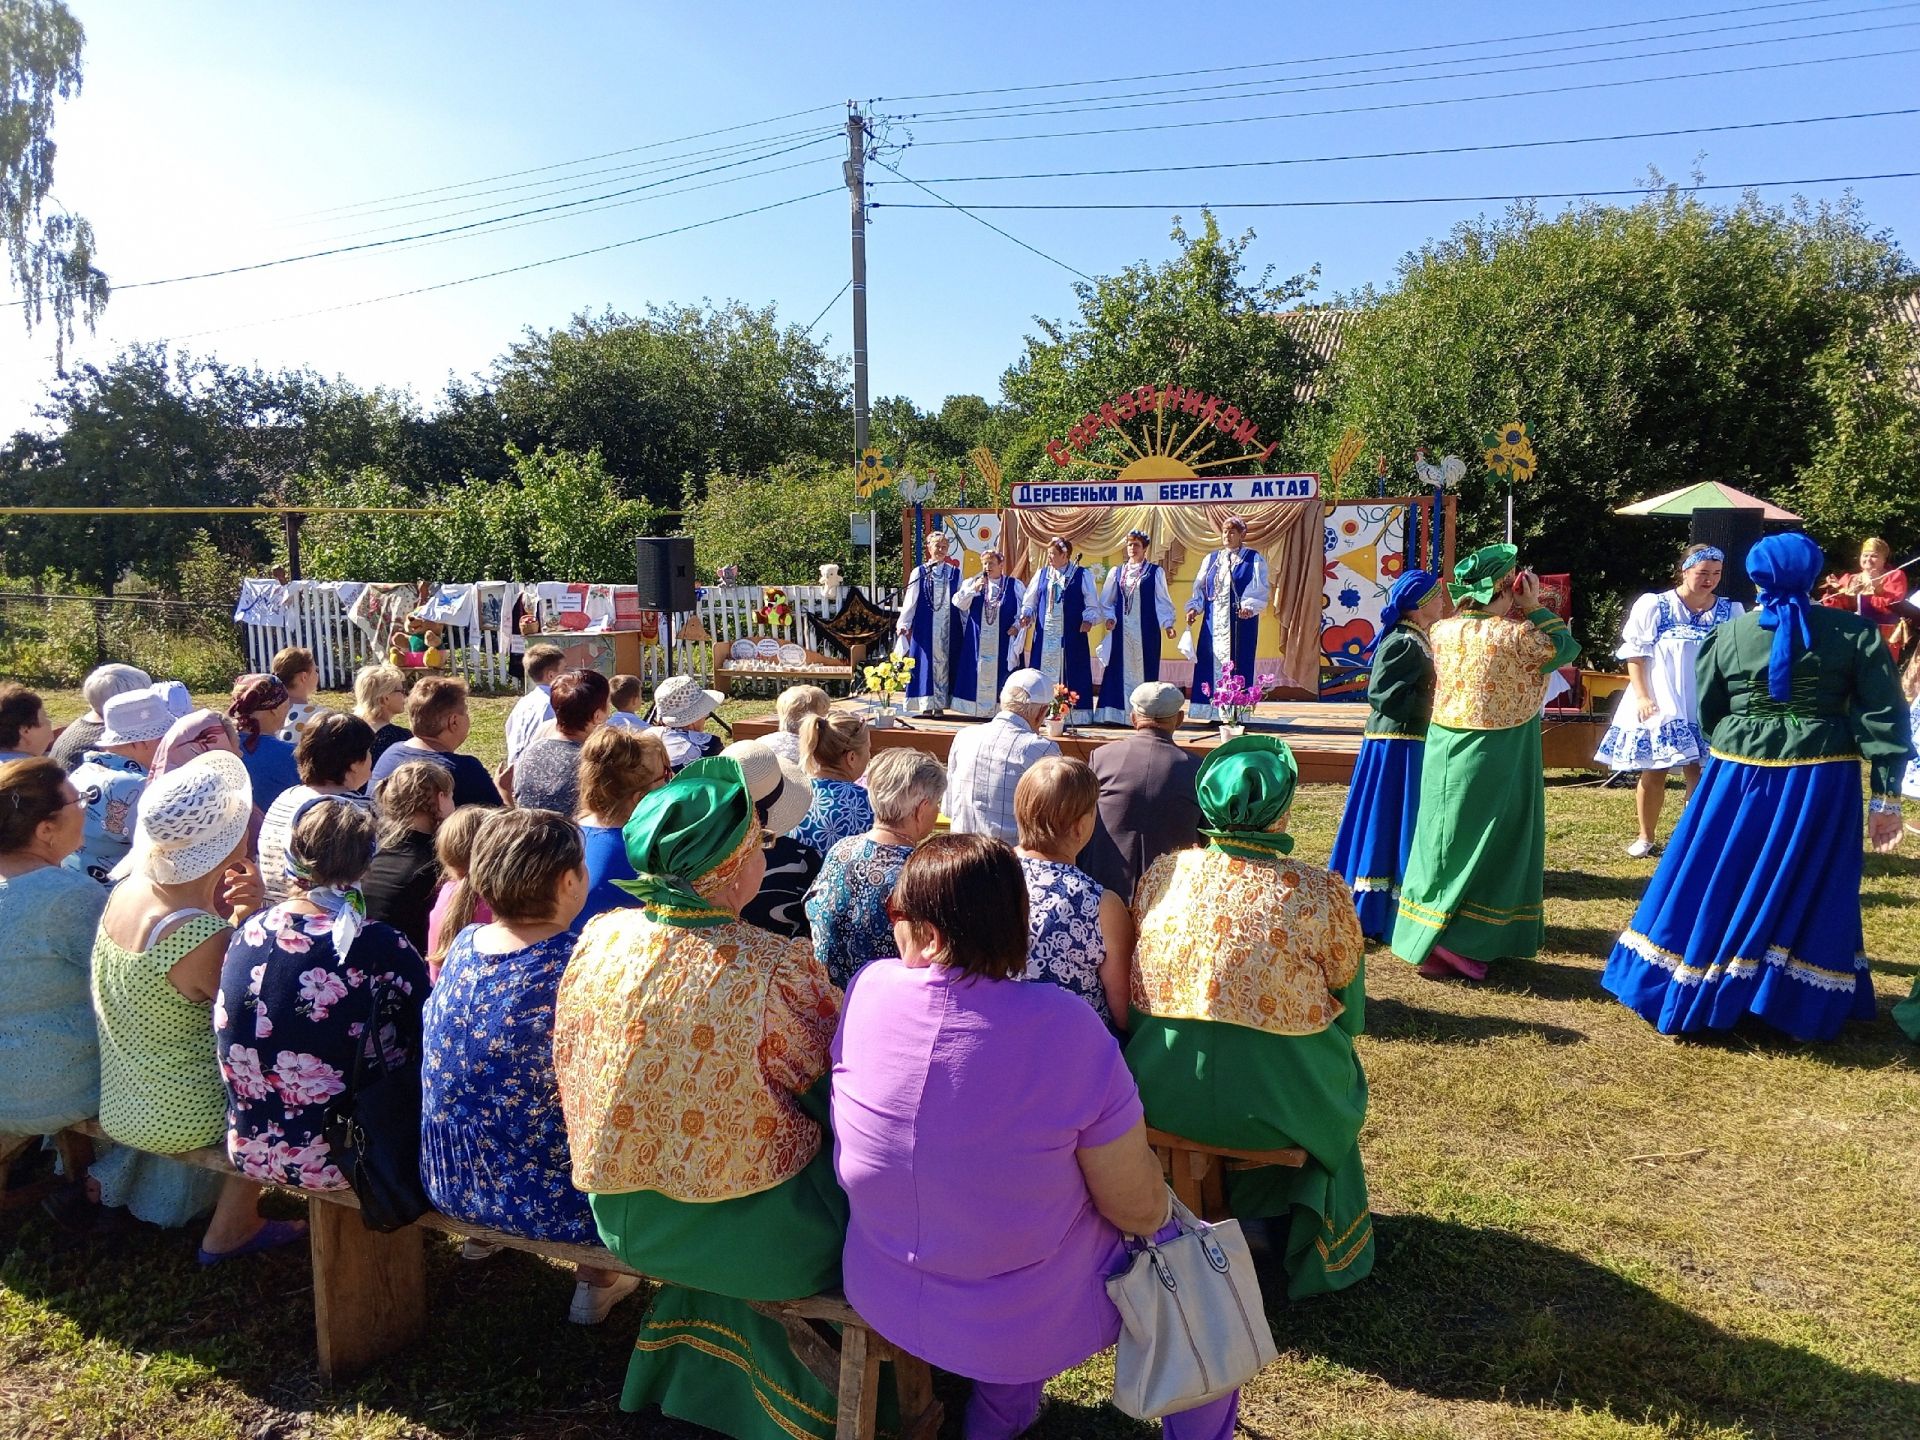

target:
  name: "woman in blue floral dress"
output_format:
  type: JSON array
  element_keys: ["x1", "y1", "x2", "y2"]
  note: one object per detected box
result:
[
  {"x1": 217, "y1": 797, "x2": 427, "y2": 1193},
  {"x1": 791, "y1": 713, "x2": 873, "y2": 857},
  {"x1": 420, "y1": 808, "x2": 641, "y2": 1326},
  {"x1": 1013, "y1": 757, "x2": 1132, "y2": 1030}
]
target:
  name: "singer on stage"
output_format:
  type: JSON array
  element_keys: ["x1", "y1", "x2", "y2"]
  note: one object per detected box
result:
[
  {"x1": 1016, "y1": 535, "x2": 1099, "y2": 726},
  {"x1": 1093, "y1": 530, "x2": 1176, "y2": 725},
  {"x1": 894, "y1": 529, "x2": 962, "y2": 716},
  {"x1": 950, "y1": 548, "x2": 1024, "y2": 719},
  {"x1": 1185, "y1": 516, "x2": 1269, "y2": 722}
]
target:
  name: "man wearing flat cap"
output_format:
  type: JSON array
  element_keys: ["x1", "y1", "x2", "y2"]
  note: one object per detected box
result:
[{"x1": 1077, "y1": 681, "x2": 1203, "y2": 903}]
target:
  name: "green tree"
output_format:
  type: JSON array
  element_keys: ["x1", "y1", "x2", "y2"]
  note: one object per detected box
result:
[
  {"x1": 3, "y1": 0, "x2": 107, "y2": 363},
  {"x1": 1308, "y1": 186, "x2": 1920, "y2": 651},
  {"x1": 998, "y1": 212, "x2": 1319, "y2": 479},
  {"x1": 684, "y1": 457, "x2": 903, "y2": 587}
]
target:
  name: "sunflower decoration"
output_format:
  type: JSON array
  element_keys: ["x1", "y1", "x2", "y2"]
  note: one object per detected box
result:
[
  {"x1": 1481, "y1": 420, "x2": 1539, "y2": 483},
  {"x1": 854, "y1": 447, "x2": 894, "y2": 498}
]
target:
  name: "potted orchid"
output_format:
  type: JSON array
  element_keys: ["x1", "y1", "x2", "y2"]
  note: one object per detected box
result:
[
  {"x1": 863, "y1": 654, "x2": 915, "y2": 726},
  {"x1": 1044, "y1": 683, "x2": 1078, "y2": 737},
  {"x1": 1202, "y1": 664, "x2": 1278, "y2": 740}
]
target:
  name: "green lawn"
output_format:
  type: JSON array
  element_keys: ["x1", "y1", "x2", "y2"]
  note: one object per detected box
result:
[{"x1": 6, "y1": 691, "x2": 1918, "y2": 1439}]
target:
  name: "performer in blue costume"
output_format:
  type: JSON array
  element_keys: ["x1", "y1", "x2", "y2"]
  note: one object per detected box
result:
[
  {"x1": 1185, "y1": 516, "x2": 1270, "y2": 722},
  {"x1": 893, "y1": 529, "x2": 962, "y2": 716},
  {"x1": 1093, "y1": 530, "x2": 1176, "y2": 725},
  {"x1": 949, "y1": 548, "x2": 1024, "y2": 719},
  {"x1": 1328, "y1": 569, "x2": 1442, "y2": 940},
  {"x1": 1602, "y1": 532, "x2": 1910, "y2": 1043},
  {"x1": 1015, "y1": 536, "x2": 1100, "y2": 727}
]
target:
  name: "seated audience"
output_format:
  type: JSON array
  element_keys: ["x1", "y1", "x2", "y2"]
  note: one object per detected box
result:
[
  {"x1": 505, "y1": 643, "x2": 565, "y2": 768},
  {"x1": 353, "y1": 663, "x2": 412, "y2": 762},
  {"x1": 228, "y1": 674, "x2": 303, "y2": 813},
  {"x1": 217, "y1": 797, "x2": 427, "y2": 1194},
  {"x1": 575, "y1": 726, "x2": 670, "y2": 928},
  {"x1": 67, "y1": 686, "x2": 173, "y2": 885},
  {"x1": 257, "y1": 713, "x2": 376, "y2": 905},
  {"x1": 362, "y1": 760, "x2": 455, "y2": 954},
  {"x1": 945, "y1": 668, "x2": 1060, "y2": 842},
  {"x1": 1015, "y1": 757, "x2": 1133, "y2": 1030},
  {"x1": 0, "y1": 760, "x2": 108, "y2": 1142},
  {"x1": 604, "y1": 673, "x2": 647, "y2": 730},
  {"x1": 832, "y1": 833, "x2": 1237, "y2": 1440},
  {"x1": 50, "y1": 663, "x2": 151, "y2": 772},
  {"x1": 271, "y1": 645, "x2": 322, "y2": 745},
  {"x1": 765, "y1": 684, "x2": 830, "y2": 765},
  {"x1": 425, "y1": 804, "x2": 494, "y2": 981},
  {"x1": 513, "y1": 668, "x2": 611, "y2": 814},
  {"x1": 371, "y1": 676, "x2": 502, "y2": 808},
  {"x1": 713, "y1": 741, "x2": 815, "y2": 939},
  {"x1": 422, "y1": 808, "x2": 640, "y2": 1325},
  {"x1": 805, "y1": 747, "x2": 945, "y2": 987},
  {"x1": 555, "y1": 759, "x2": 846, "y2": 1438},
  {"x1": 91, "y1": 750, "x2": 299, "y2": 1260},
  {"x1": 0, "y1": 684, "x2": 54, "y2": 762},
  {"x1": 1129, "y1": 736, "x2": 1374, "y2": 1296},
  {"x1": 792, "y1": 711, "x2": 873, "y2": 855},
  {"x1": 1077, "y1": 680, "x2": 1203, "y2": 902},
  {"x1": 648, "y1": 674, "x2": 726, "y2": 770}
]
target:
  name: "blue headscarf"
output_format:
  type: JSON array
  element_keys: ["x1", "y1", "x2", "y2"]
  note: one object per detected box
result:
[
  {"x1": 1746, "y1": 532, "x2": 1824, "y2": 703},
  {"x1": 1366, "y1": 570, "x2": 1440, "y2": 657}
]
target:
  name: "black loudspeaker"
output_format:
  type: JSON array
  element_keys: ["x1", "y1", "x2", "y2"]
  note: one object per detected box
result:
[
  {"x1": 1689, "y1": 507, "x2": 1765, "y2": 607},
  {"x1": 635, "y1": 536, "x2": 697, "y2": 612}
]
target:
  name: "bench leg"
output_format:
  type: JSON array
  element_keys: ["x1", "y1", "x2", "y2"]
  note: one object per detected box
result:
[
  {"x1": 309, "y1": 1203, "x2": 426, "y2": 1384},
  {"x1": 891, "y1": 1351, "x2": 943, "y2": 1439},
  {"x1": 834, "y1": 1323, "x2": 883, "y2": 1440}
]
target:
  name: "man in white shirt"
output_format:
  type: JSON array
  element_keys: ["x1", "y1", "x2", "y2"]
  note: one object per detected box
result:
[
  {"x1": 945, "y1": 668, "x2": 1061, "y2": 843},
  {"x1": 504, "y1": 644, "x2": 565, "y2": 767}
]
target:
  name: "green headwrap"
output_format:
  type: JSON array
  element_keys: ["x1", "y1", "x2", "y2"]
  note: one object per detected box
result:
[
  {"x1": 616, "y1": 757, "x2": 755, "y2": 928},
  {"x1": 1447, "y1": 543, "x2": 1519, "y2": 605},
  {"x1": 1194, "y1": 734, "x2": 1299, "y2": 860}
]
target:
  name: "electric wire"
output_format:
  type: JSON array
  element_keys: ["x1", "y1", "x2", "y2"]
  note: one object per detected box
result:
[
  {"x1": 868, "y1": 158, "x2": 1093, "y2": 281},
  {"x1": 800, "y1": 279, "x2": 852, "y2": 336}
]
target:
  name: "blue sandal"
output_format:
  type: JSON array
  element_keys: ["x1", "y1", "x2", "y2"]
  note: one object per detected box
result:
[{"x1": 197, "y1": 1217, "x2": 309, "y2": 1267}]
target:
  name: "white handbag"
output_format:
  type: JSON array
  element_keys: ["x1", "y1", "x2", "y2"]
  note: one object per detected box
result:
[{"x1": 1105, "y1": 1191, "x2": 1279, "y2": 1420}]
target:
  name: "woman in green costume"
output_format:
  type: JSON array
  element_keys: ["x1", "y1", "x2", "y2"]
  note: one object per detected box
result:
[
  {"x1": 1389, "y1": 545, "x2": 1580, "y2": 980},
  {"x1": 1126, "y1": 734, "x2": 1375, "y2": 1297},
  {"x1": 554, "y1": 757, "x2": 849, "y2": 1440}
]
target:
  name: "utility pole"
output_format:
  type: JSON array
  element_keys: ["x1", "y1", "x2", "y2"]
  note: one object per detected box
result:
[{"x1": 846, "y1": 106, "x2": 870, "y2": 463}]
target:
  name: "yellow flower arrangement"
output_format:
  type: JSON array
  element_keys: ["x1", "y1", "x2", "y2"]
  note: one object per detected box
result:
[{"x1": 863, "y1": 653, "x2": 915, "y2": 703}]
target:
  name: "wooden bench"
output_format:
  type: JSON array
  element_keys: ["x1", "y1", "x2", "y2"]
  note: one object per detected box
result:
[
  {"x1": 1145, "y1": 1127, "x2": 1307, "y2": 1223},
  {"x1": 67, "y1": 1121, "x2": 940, "y2": 1440}
]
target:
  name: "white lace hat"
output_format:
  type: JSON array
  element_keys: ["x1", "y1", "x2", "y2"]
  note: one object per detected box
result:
[
  {"x1": 654, "y1": 675, "x2": 725, "y2": 728},
  {"x1": 720, "y1": 740, "x2": 813, "y2": 838},
  {"x1": 125, "y1": 750, "x2": 253, "y2": 885}
]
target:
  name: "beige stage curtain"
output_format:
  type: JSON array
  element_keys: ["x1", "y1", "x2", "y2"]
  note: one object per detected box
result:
[{"x1": 1003, "y1": 500, "x2": 1324, "y2": 690}]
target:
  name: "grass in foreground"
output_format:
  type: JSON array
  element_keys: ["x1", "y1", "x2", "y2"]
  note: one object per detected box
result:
[{"x1": 5, "y1": 691, "x2": 1918, "y2": 1439}]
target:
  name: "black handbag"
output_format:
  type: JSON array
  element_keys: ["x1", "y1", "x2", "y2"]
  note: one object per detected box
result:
[{"x1": 323, "y1": 971, "x2": 431, "y2": 1232}]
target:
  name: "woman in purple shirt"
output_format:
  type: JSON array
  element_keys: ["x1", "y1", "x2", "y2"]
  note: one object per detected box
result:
[{"x1": 831, "y1": 833, "x2": 1242, "y2": 1440}]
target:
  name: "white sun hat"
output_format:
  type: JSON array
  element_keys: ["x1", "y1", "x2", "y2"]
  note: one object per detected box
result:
[
  {"x1": 123, "y1": 750, "x2": 253, "y2": 885},
  {"x1": 97, "y1": 686, "x2": 178, "y2": 747},
  {"x1": 720, "y1": 740, "x2": 813, "y2": 838},
  {"x1": 653, "y1": 675, "x2": 725, "y2": 729}
]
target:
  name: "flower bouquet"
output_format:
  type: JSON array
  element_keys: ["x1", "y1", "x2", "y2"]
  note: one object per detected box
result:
[
  {"x1": 1201, "y1": 664, "x2": 1279, "y2": 738},
  {"x1": 756, "y1": 586, "x2": 794, "y2": 629},
  {"x1": 863, "y1": 654, "x2": 915, "y2": 725},
  {"x1": 1045, "y1": 682, "x2": 1079, "y2": 736}
]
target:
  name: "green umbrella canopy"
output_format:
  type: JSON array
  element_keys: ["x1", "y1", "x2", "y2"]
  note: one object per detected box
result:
[{"x1": 1613, "y1": 481, "x2": 1801, "y2": 521}]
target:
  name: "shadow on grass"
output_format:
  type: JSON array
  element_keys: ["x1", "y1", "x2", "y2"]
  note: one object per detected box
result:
[
  {"x1": 1366, "y1": 997, "x2": 1585, "y2": 1047},
  {"x1": 1544, "y1": 868, "x2": 1648, "y2": 903},
  {"x1": 1281, "y1": 1213, "x2": 1920, "y2": 1440},
  {"x1": 1462, "y1": 948, "x2": 1608, "y2": 1003}
]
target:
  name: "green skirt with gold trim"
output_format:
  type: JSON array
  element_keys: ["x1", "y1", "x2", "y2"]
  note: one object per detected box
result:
[
  {"x1": 1389, "y1": 716, "x2": 1547, "y2": 966},
  {"x1": 589, "y1": 1083, "x2": 849, "y2": 1440},
  {"x1": 1124, "y1": 1008, "x2": 1374, "y2": 1297}
]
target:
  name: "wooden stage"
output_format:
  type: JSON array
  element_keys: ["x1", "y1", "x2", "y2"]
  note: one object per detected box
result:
[{"x1": 732, "y1": 701, "x2": 1609, "y2": 785}]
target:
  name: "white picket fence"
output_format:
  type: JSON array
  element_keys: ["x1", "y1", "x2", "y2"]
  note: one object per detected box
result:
[{"x1": 239, "y1": 583, "x2": 900, "y2": 693}]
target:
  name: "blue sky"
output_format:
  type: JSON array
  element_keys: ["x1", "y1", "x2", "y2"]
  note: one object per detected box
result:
[{"x1": 4, "y1": 0, "x2": 1917, "y2": 433}]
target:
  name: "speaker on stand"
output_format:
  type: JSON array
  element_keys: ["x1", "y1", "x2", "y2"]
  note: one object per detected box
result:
[
  {"x1": 635, "y1": 537, "x2": 698, "y2": 686},
  {"x1": 1688, "y1": 507, "x2": 1766, "y2": 607}
]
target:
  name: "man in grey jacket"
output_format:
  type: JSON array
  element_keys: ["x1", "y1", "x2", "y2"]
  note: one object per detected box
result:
[{"x1": 1077, "y1": 681, "x2": 1203, "y2": 904}]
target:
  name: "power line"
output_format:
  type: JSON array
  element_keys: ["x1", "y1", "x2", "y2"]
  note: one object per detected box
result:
[
  {"x1": 902, "y1": 2, "x2": 1920, "y2": 120},
  {"x1": 800, "y1": 279, "x2": 852, "y2": 336},
  {"x1": 870, "y1": 170, "x2": 1920, "y2": 211},
  {"x1": 870, "y1": 108, "x2": 1919, "y2": 186},
  {"x1": 871, "y1": 0, "x2": 1856, "y2": 102},
  {"x1": 900, "y1": 42, "x2": 1920, "y2": 148},
  {"x1": 158, "y1": 188, "x2": 842, "y2": 342},
  {"x1": 898, "y1": 15, "x2": 1920, "y2": 125},
  {"x1": 869, "y1": 158, "x2": 1093, "y2": 282}
]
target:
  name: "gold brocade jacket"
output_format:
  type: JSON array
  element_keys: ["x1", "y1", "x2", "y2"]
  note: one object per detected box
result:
[
  {"x1": 1429, "y1": 612, "x2": 1563, "y2": 730},
  {"x1": 1131, "y1": 847, "x2": 1364, "y2": 1036},
  {"x1": 553, "y1": 911, "x2": 841, "y2": 1202}
]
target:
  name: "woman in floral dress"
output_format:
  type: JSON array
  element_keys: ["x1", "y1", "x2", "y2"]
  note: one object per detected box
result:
[
  {"x1": 217, "y1": 796, "x2": 427, "y2": 1194},
  {"x1": 791, "y1": 712, "x2": 873, "y2": 856},
  {"x1": 804, "y1": 749, "x2": 946, "y2": 987},
  {"x1": 1013, "y1": 757, "x2": 1132, "y2": 1030}
]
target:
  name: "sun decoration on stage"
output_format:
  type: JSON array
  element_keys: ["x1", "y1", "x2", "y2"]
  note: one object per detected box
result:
[{"x1": 1043, "y1": 383, "x2": 1281, "y2": 481}]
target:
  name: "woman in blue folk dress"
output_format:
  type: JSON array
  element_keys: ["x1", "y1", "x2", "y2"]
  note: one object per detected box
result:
[
  {"x1": 1328, "y1": 570, "x2": 1442, "y2": 941},
  {"x1": 893, "y1": 530, "x2": 963, "y2": 717},
  {"x1": 1185, "y1": 517, "x2": 1269, "y2": 723},
  {"x1": 1602, "y1": 533, "x2": 1910, "y2": 1043},
  {"x1": 1093, "y1": 530, "x2": 1176, "y2": 726},
  {"x1": 949, "y1": 549, "x2": 1024, "y2": 720},
  {"x1": 1595, "y1": 546, "x2": 1743, "y2": 858},
  {"x1": 1016, "y1": 536, "x2": 1100, "y2": 726}
]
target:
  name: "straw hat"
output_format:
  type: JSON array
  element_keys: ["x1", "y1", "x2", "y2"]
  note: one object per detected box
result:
[
  {"x1": 720, "y1": 740, "x2": 813, "y2": 838},
  {"x1": 124, "y1": 750, "x2": 253, "y2": 884},
  {"x1": 653, "y1": 675, "x2": 725, "y2": 728}
]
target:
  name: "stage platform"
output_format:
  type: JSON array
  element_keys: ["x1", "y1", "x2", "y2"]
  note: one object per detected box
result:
[{"x1": 732, "y1": 701, "x2": 1609, "y2": 785}]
